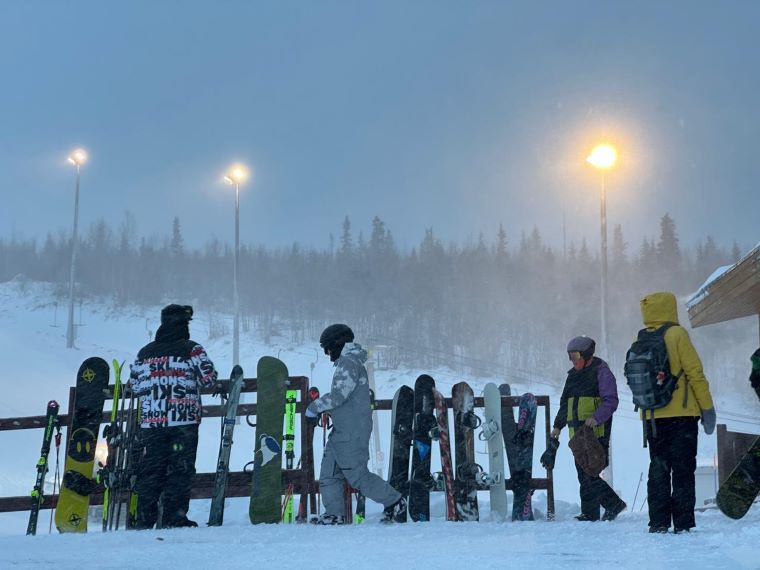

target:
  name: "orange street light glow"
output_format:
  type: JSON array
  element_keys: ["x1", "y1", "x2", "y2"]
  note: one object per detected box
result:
[{"x1": 586, "y1": 144, "x2": 617, "y2": 170}]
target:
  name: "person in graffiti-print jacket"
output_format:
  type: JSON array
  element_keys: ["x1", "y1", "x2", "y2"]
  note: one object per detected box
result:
[{"x1": 128, "y1": 304, "x2": 220, "y2": 529}]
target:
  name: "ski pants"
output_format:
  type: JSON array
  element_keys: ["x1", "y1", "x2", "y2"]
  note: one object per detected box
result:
[
  {"x1": 135, "y1": 424, "x2": 199, "y2": 529},
  {"x1": 319, "y1": 438, "x2": 401, "y2": 517},
  {"x1": 573, "y1": 437, "x2": 624, "y2": 520},
  {"x1": 646, "y1": 416, "x2": 699, "y2": 531}
]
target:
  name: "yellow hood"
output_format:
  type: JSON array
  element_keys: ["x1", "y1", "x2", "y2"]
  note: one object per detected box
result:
[{"x1": 640, "y1": 291, "x2": 680, "y2": 328}]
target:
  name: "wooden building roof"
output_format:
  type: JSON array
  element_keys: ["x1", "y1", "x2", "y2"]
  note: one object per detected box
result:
[{"x1": 687, "y1": 244, "x2": 760, "y2": 328}]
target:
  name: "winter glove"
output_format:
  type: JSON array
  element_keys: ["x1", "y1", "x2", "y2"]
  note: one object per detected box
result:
[
  {"x1": 513, "y1": 427, "x2": 534, "y2": 446},
  {"x1": 305, "y1": 407, "x2": 319, "y2": 428},
  {"x1": 540, "y1": 437, "x2": 560, "y2": 470},
  {"x1": 211, "y1": 381, "x2": 229, "y2": 400},
  {"x1": 700, "y1": 407, "x2": 716, "y2": 435}
]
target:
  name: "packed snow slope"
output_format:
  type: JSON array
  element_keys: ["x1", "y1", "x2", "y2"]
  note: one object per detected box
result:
[{"x1": 1, "y1": 280, "x2": 759, "y2": 568}]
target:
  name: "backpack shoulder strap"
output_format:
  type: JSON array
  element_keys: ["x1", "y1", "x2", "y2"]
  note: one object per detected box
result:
[{"x1": 658, "y1": 323, "x2": 689, "y2": 406}]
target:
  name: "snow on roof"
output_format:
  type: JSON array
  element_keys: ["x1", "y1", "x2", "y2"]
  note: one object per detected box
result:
[
  {"x1": 687, "y1": 264, "x2": 733, "y2": 309},
  {"x1": 686, "y1": 242, "x2": 760, "y2": 309}
]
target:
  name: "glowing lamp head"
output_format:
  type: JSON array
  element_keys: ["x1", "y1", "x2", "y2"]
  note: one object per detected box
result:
[
  {"x1": 586, "y1": 144, "x2": 617, "y2": 170},
  {"x1": 68, "y1": 148, "x2": 88, "y2": 167},
  {"x1": 224, "y1": 164, "x2": 249, "y2": 185}
]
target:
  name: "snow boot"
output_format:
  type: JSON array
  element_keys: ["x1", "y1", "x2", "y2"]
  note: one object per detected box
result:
[
  {"x1": 602, "y1": 500, "x2": 627, "y2": 521},
  {"x1": 380, "y1": 497, "x2": 407, "y2": 523},
  {"x1": 311, "y1": 514, "x2": 346, "y2": 525}
]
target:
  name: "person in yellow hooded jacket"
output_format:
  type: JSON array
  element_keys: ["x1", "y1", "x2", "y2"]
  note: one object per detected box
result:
[{"x1": 636, "y1": 291, "x2": 715, "y2": 534}]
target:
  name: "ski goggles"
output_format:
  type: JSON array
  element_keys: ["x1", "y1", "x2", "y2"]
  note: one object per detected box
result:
[{"x1": 568, "y1": 351, "x2": 583, "y2": 362}]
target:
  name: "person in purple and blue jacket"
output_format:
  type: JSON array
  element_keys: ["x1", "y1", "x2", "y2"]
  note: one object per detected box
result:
[{"x1": 550, "y1": 336, "x2": 627, "y2": 521}]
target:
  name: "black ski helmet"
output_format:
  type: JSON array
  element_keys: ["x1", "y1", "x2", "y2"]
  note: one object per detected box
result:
[
  {"x1": 319, "y1": 323, "x2": 354, "y2": 361},
  {"x1": 566, "y1": 335, "x2": 596, "y2": 361}
]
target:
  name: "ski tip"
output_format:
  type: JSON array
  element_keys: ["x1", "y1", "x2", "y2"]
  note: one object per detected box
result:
[
  {"x1": 231, "y1": 364, "x2": 244, "y2": 377},
  {"x1": 498, "y1": 384, "x2": 511, "y2": 396}
]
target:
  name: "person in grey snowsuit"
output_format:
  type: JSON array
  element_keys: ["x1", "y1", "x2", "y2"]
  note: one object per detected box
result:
[{"x1": 306, "y1": 324, "x2": 406, "y2": 524}]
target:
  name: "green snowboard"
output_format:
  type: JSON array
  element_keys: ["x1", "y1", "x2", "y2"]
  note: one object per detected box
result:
[
  {"x1": 716, "y1": 435, "x2": 760, "y2": 520},
  {"x1": 249, "y1": 356, "x2": 288, "y2": 524}
]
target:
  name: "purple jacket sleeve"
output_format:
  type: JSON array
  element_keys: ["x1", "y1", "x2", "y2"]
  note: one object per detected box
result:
[{"x1": 593, "y1": 364, "x2": 619, "y2": 425}]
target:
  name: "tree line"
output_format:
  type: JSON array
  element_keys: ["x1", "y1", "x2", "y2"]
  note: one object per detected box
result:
[{"x1": 0, "y1": 213, "x2": 750, "y2": 389}]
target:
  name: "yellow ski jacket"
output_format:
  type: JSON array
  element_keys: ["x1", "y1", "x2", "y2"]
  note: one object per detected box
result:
[{"x1": 638, "y1": 291, "x2": 714, "y2": 418}]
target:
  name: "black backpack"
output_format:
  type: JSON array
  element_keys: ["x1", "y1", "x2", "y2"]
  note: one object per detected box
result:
[{"x1": 624, "y1": 323, "x2": 684, "y2": 411}]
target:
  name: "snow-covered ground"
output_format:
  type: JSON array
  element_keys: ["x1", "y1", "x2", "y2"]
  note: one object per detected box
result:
[{"x1": 1, "y1": 280, "x2": 759, "y2": 568}]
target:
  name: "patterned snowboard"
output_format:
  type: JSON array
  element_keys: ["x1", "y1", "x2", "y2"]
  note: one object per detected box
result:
[
  {"x1": 56, "y1": 357, "x2": 109, "y2": 533},
  {"x1": 409, "y1": 375, "x2": 436, "y2": 522},
  {"x1": 511, "y1": 392, "x2": 537, "y2": 521},
  {"x1": 452, "y1": 381, "x2": 480, "y2": 521},
  {"x1": 431, "y1": 387, "x2": 456, "y2": 521}
]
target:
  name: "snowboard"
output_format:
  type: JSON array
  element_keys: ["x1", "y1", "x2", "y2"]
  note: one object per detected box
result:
[
  {"x1": 452, "y1": 381, "x2": 480, "y2": 521},
  {"x1": 481, "y1": 383, "x2": 508, "y2": 521},
  {"x1": 27, "y1": 400, "x2": 61, "y2": 535},
  {"x1": 249, "y1": 356, "x2": 287, "y2": 524},
  {"x1": 208, "y1": 365, "x2": 244, "y2": 526},
  {"x1": 431, "y1": 388, "x2": 456, "y2": 521},
  {"x1": 409, "y1": 375, "x2": 436, "y2": 522},
  {"x1": 55, "y1": 357, "x2": 110, "y2": 533},
  {"x1": 498, "y1": 384, "x2": 519, "y2": 477},
  {"x1": 511, "y1": 392, "x2": 537, "y2": 521},
  {"x1": 387, "y1": 385, "x2": 414, "y2": 520},
  {"x1": 716, "y1": 435, "x2": 760, "y2": 520}
]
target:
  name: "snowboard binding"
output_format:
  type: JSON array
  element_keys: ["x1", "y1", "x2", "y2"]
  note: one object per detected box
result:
[{"x1": 478, "y1": 419, "x2": 500, "y2": 442}]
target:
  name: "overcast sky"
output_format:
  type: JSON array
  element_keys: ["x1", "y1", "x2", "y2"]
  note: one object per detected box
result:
[{"x1": 1, "y1": 1, "x2": 757, "y2": 253}]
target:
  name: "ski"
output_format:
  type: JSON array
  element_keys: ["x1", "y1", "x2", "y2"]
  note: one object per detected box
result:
[
  {"x1": 208, "y1": 365, "x2": 245, "y2": 526},
  {"x1": 297, "y1": 386, "x2": 320, "y2": 523},
  {"x1": 26, "y1": 400, "x2": 61, "y2": 535},
  {"x1": 55, "y1": 357, "x2": 109, "y2": 533},
  {"x1": 282, "y1": 386, "x2": 297, "y2": 524},
  {"x1": 99, "y1": 359, "x2": 126, "y2": 531}
]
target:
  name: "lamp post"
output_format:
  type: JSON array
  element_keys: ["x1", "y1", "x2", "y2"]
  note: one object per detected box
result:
[
  {"x1": 586, "y1": 144, "x2": 617, "y2": 360},
  {"x1": 223, "y1": 164, "x2": 249, "y2": 367},
  {"x1": 586, "y1": 143, "x2": 617, "y2": 489},
  {"x1": 66, "y1": 148, "x2": 87, "y2": 349}
]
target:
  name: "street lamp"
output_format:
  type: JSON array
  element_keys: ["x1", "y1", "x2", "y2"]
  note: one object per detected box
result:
[
  {"x1": 65, "y1": 148, "x2": 87, "y2": 349},
  {"x1": 223, "y1": 164, "x2": 249, "y2": 367},
  {"x1": 586, "y1": 143, "x2": 617, "y2": 360},
  {"x1": 587, "y1": 143, "x2": 618, "y2": 489}
]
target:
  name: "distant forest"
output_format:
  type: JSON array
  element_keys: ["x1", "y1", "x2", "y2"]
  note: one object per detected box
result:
[{"x1": 0, "y1": 213, "x2": 752, "y2": 390}]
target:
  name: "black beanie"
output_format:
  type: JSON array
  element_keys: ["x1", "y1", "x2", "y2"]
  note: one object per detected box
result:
[{"x1": 161, "y1": 304, "x2": 193, "y2": 325}]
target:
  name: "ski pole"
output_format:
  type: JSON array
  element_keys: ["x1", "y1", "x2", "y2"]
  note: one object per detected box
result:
[
  {"x1": 48, "y1": 420, "x2": 62, "y2": 534},
  {"x1": 632, "y1": 472, "x2": 643, "y2": 512}
]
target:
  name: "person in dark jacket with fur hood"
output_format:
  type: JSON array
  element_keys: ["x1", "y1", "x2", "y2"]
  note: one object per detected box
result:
[
  {"x1": 550, "y1": 335, "x2": 626, "y2": 522},
  {"x1": 128, "y1": 304, "x2": 220, "y2": 529}
]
